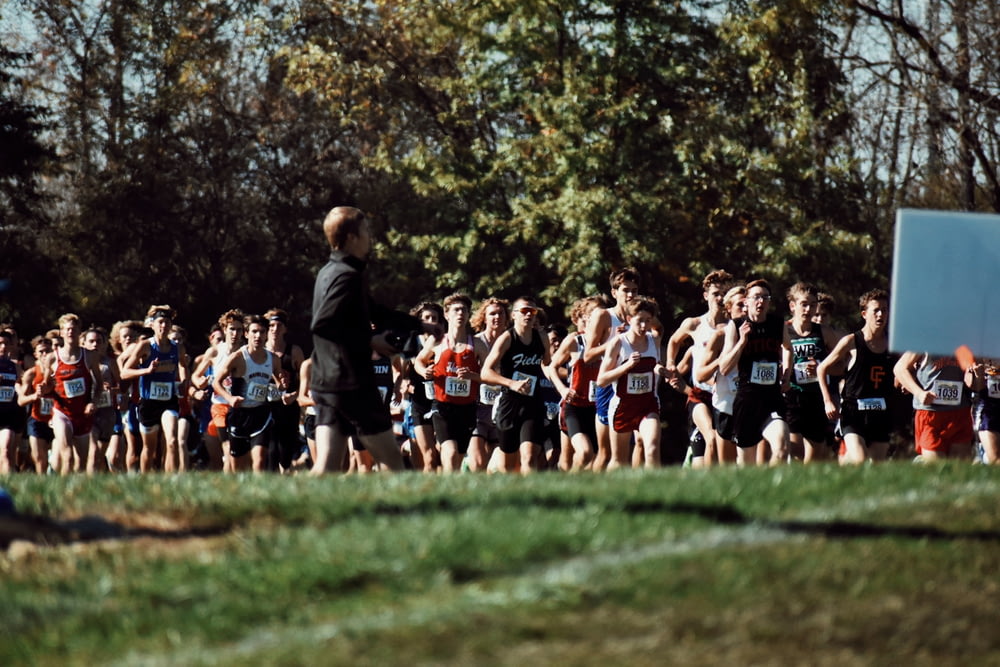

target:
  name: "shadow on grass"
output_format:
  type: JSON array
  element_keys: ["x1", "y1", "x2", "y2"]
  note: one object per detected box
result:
[{"x1": 1, "y1": 513, "x2": 230, "y2": 550}]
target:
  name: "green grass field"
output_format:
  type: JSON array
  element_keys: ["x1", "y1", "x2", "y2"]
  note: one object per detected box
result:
[{"x1": 2, "y1": 464, "x2": 999, "y2": 666}]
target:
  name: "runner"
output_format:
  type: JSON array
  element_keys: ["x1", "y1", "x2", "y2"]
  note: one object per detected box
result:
[
  {"x1": 782, "y1": 282, "x2": 841, "y2": 463},
  {"x1": 16, "y1": 336, "x2": 55, "y2": 474},
  {"x1": 894, "y1": 350, "x2": 975, "y2": 462},
  {"x1": 695, "y1": 285, "x2": 746, "y2": 464},
  {"x1": 264, "y1": 308, "x2": 305, "y2": 472},
  {"x1": 0, "y1": 328, "x2": 23, "y2": 473},
  {"x1": 970, "y1": 359, "x2": 1000, "y2": 464},
  {"x1": 719, "y1": 279, "x2": 791, "y2": 466},
  {"x1": 213, "y1": 315, "x2": 282, "y2": 473},
  {"x1": 665, "y1": 270, "x2": 733, "y2": 466},
  {"x1": 546, "y1": 296, "x2": 603, "y2": 471},
  {"x1": 583, "y1": 267, "x2": 641, "y2": 470},
  {"x1": 597, "y1": 297, "x2": 667, "y2": 469},
  {"x1": 121, "y1": 305, "x2": 188, "y2": 473},
  {"x1": 35, "y1": 314, "x2": 104, "y2": 474},
  {"x1": 404, "y1": 301, "x2": 444, "y2": 473},
  {"x1": 297, "y1": 356, "x2": 319, "y2": 469},
  {"x1": 191, "y1": 310, "x2": 245, "y2": 472},
  {"x1": 541, "y1": 323, "x2": 568, "y2": 470},
  {"x1": 415, "y1": 293, "x2": 489, "y2": 473},
  {"x1": 818, "y1": 289, "x2": 897, "y2": 464},
  {"x1": 480, "y1": 296, "x2": 552, "y2": 474},
  {"x1": 109, "y1": 320, "x2": 143, "y2": 472},
  {"x1": 82, "y1": 326, "x2": 120, "y2": 473},
  {"x1": 468, "y1": 297, "x2": 509, "y2": 472}
]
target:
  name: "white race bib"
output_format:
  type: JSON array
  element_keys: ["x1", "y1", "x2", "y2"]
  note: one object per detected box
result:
[
  {"x1": 39, "y1": 397, "x2": 53, "y2": 416},
  {"x1": 750, "y1": 361, "x2": 778, "y2": 386},
  {"x1": 512, "y1": 371, "x2": 537, "y2": 396},
  {"x1": 626, "y1": 371, "x2": 654, "y2": 395},
  {"x1": 267, "y1": 384, "x2": 283, "y2": 403},
  {"x1": 0, "y1": 386, "x2": 14, "y2": 403},
  {"x1": 587, "y1": 380, "x2": 597, "y2": 403},
  {"x1": 64, "y1": 377, "x2": 86, "y2": 399},
  {"x1": 445, "y1": 376, "x2": 471, "y2": 398},
  {"x1": 423, "y1": 380, "x2": 435, "y2": 400},
  {"x1": 987, "y1": 375, "x2": 1000, "y2": 399},
  {"x1": 932, "y1": 380, "x2": 962, "y2": 407},
  {"x1": 246, "y1": 381, "x2": 270, "y2": 403},
  {"x1": 857, "y1": 397, "x2": 886, "y2": 411},
  {"x1": 149, "y1": 381, "x2": 173, "y2": 401},
  {"x1": 793, "y1": 361, "x2": 818, "y2": 385},
  {"x1": 480, "y1": 384, "x2": 501, "y2": 405}
]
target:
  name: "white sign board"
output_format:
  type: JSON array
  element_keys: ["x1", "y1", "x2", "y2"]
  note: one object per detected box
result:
[{"x1": 890, "y1": 208, "x2": 1000, "y2": 358}]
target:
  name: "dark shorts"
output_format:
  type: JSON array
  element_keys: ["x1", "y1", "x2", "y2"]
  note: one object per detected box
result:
[
  {"x1": 303, "y1": 413, "x2": 317, "y2": 441},
  {"x1": 494, "y1": 393, "x2": 545, "y2": 454},
  {"x1": 92, "y1": 407, "x2": 117, "y2": 442},
  {"x1": 473, "y1": 403, "x2": 500, "y2": 443},
  {"x1": 840, "y1": 398, "x2": 891, "y2": 444},
  {"x1": 27, "y1": 417, "x2": 54, "y2": 441},
  {"x1": 0, "y1": 405, "x2": 25, "y2": 432},
  {"x1": 139, "y1": 397, "x2": 180, "y2": 430},
  {"x1": 408, "y1": 394, "x2": 435, "y2": 428},
  {"x1": 784, "y1": 389, "x2": 828, "y2": 442},
  {"x1": 563, "y1": 403, "x2": 598, "y2": 453},
  {"x1": 713, "y1": 408, "x2": 735, "y2": 441},
  {"x1": 732, "y1": 390, "x2": 785, "y2": 449},
  {"x1": 974, "y1": 397, "x2": 1000, "y2": 432},
  {"x1": 431, "y1": 401, "x2": 477, "y2": 453},
  {"x1": 313, "y1": 387, "x2": 392, "y2": 438},
  {"x1": 227, "y1": 404, "x2": 274, "y2": 458}
]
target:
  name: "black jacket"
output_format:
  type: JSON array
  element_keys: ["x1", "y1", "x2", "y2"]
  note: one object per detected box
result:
[{"x1": 310, "y1": 250, "x2": 420, "y2": 392}]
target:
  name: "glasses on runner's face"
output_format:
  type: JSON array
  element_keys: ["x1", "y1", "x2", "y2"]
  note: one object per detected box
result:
[{"x1": 516, "y1": 307, "x2": 538, "y2": 315}]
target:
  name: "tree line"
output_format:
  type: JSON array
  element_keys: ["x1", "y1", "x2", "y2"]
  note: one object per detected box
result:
[{"x1": 1, "y1": 0, "x2": 996, "y2": 351}]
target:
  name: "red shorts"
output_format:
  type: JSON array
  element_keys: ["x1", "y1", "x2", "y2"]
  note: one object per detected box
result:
[
  {"x1": 914, "y1": 408, "x2": 973, "y2": 454},
  {"x1": 51, "y1": 408, "x2": 94, "y2": 437}
]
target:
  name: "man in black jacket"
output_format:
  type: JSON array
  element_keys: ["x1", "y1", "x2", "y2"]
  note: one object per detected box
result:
[{"x1": 310, "y1": 206, "x2": 427, "y2": 473}]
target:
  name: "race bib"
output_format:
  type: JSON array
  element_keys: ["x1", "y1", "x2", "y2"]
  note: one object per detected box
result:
[
  {"x1": 793, "y1": 361, "x2": 817, "y2": 385},
  {"x1": 39, "y1": 397, "x2": 53, "y2": 416},
  {"x1": 149, "y1": 381, "x2": 174, "y2": 401},
  {"x1": 94, "y1": 390, "x2": 112, "y2": 409},
  {"x1": 246, "y1": 381, "x2": 270, "y2": 403},
  {"x1": 64, "y1": 377, "x2": 86, "y2": 399},
  {"x1": 545, "y1": 402, "x2": 559, "y2": 421},
  {"x1": 588, "y1": 380, "x2": 597, "y2": 403},
  {"x1": 480, "y1": 384, "x2": 501, "y2": 405},
  {"x1": 0, "y1": 386, "x2": 14, "y2": 403},
  {"x1": 986, "y1": 375, "x2": 1000, "y2": 399},
  {"x1": 423, "y1": 381, "x2": 435, "y2": 400},
  {"x1": 512, "y1": 371, "x2": 537, "y2": 396},
  {"x1": 857, "y1": 397, "x2": 886, "y2": 411},
  {"x1": 626, "y1": 371, "x2": 654, "y2": 395},
  {"x1": 445, "y1": 376, "x2": 471, "y2": 398},
  {"x1": 750, "y1": 361, "x2": 778, "y2": 386},
  {"x1": 932, "y1": 380, "x2": 962, "y2": 407},
  {"x1": 267, "y1": 384, "x2": 283, "y2": 402}
]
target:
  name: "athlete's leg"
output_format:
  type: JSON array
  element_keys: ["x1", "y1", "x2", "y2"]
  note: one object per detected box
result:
[
  {"x1": 356, "y1": 430, "x2": 405, "y2": 471},
  {"x1": 638, "y1": 415, "x2": 661, "y2": 468}
]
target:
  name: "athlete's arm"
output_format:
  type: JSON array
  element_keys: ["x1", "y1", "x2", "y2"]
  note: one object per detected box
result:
[
  {"x1": 582, "y1": 309, "x2": 611, "y2": 364},
  {"x1": 479, "y1": 332, "x2": 519, "y2": 390},
  {"x1": 413, "y1": 336, "x2": 437, "y2": 380},
  {"x1": 817, "y1": 333, "x2": 854, "y2": 419},
  {"x1": 665, "y1": 317, "x2": 698, "y2": 372},
  {"x1": 16, "y1": 367, "x2": 37, "y2": 406},
  {"x1": 190, "y1": 346, "x2": 217, "y2": 390},
  {"x1": 544, "y1": 336, "x2": 576, "y2": 399},
  {"x1": 694, "y1": 330, "x2": 724, "y2": 385},
  {"x1": 119, "y1": 341, "x2": 152, "y2": 380},
  {"x1": 596, "y1": 337, "x2": 630, "y2": 388},
  {"x1": 212, "y1": 350, "x2": 245, "y2": 407},
  {"x1": 718, "y1": 320, "x2": 747, "y2": 377},
  {"x1": 297, "y1": 358, "x2": 314, "y2": 408},
  {"x1": 894, "y1": 351, "x2": 934, "y2": 406}
]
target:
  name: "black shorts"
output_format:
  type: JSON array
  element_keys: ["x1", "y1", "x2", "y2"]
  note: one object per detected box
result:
[
  {"x1": 313, "y1": 387, "x2": 392, "y2": 438},
  {"x1": 473, "y1": 403, "x2": 500, "y2": 444},
  {"x1": 562, "y1": 403, "x2": 597, "y2": 453},
  {"x1": 139, "y1": 397, "x2": 180, "y2": 430},
  {"x1": 733, "y1": 390, "x2": 785, "y2": 449},
  {"x1": 408, "y1": 393, "x2": 435, "y2": 428},
  {"x1": 494, "y1": 393, "x2": 545, "y2": 454},
  {"x1": 431, "y1": 401, "x2": 477, "y2": 453},
  {"x1": 303, "y1": 413, "x2": 317, "y2": 441},
  {"x1": 713, "y1": 408, "x2": 735, "y2": 441},
  {"x1": 840, "y1": 398, "x2": 891, "y2": 444},
  {"x1": 0, "y1": 405, "x2": 25, "y2": 432},
  {"x1": 92, "y1": 407, "x2": 117, "y2": 443},
  {"x1": 27, "y1": 416, "x2": 54, "y2": 441},
  {"x1": 227, "y1": 404, "x2": 273, "y2": 457},
  {"x1": 784, "y1": 389, "x2": 828, "y2": 442}
]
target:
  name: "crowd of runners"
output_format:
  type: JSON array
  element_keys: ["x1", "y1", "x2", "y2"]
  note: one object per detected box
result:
[{"x1": 0, "y1": 259, "x2": 996, "y2": 475}]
